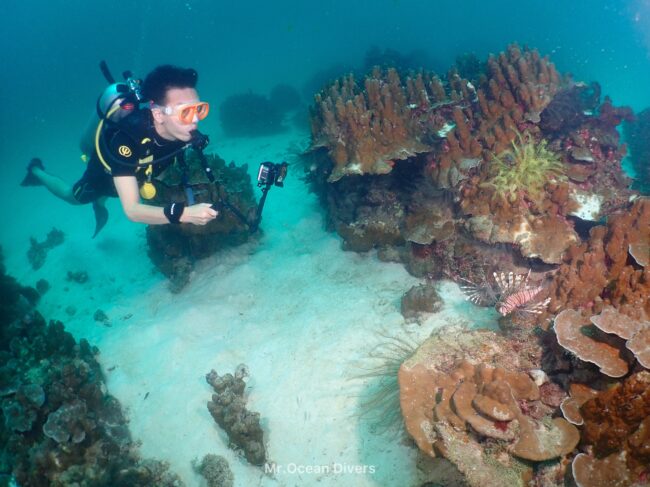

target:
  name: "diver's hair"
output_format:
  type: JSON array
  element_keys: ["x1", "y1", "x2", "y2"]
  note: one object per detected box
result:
[{"x1": 141, "y1": 65, "x2": 198, "y2": 105}]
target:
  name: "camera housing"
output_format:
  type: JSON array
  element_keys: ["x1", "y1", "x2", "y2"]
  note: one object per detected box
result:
[{"x1": 257, "y1": 161, "x2": 288, "y2": 188}]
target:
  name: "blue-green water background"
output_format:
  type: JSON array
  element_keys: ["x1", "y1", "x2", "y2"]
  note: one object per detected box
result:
[{"x1": 1, "y1": 0, "x2": 649, "y2": 250}]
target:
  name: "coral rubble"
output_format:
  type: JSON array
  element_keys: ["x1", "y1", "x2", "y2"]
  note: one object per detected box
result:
[
  {"x1": 193, "y1": 454, "x2": 234, "y2": 487},
  {"x1": 205, "y1": 365, "x2": 266, "y2": 466}
]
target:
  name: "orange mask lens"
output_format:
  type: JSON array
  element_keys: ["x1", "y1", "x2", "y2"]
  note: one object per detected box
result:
[
  {"x1": 195, "y1": 102, "x2": 209, "y2": 119},
  {"x1": 177, "y1": 102, "x2": 210, "y2": 124}
]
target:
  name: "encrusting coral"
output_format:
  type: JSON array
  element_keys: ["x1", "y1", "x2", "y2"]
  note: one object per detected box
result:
[
  {"x1": 571, "y1": 371, "x2": 650, "y2": 487},
  {"x1": 397, "y1": 326, "x2": 577, "y2": 487}
]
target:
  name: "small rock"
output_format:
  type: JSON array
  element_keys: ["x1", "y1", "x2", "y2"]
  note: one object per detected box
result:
[
  {"x1": 93, "y1": 309, "x2": 110, "y2": 326},
  {"x1": 66, "y1": 271, "x2": 89, "y2": 284},
  {"x1": 36, "y1": 279, "x2": 50, "y2": 295},
  {"x1": 401, "y1": 284, "x2": 443, "y2": 322}
]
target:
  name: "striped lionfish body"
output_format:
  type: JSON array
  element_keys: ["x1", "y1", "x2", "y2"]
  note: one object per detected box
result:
[
  {"x1": 496, "y1": 285, "x2": 546, "y2": 315},
  {"x1": 459, "y1": 270, "x2": 550, "y2": 316}
]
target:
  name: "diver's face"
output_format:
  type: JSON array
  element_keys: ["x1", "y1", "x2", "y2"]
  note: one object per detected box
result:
[{"x1": 152, "y1": 87, "x2": 201, "y2": 142}]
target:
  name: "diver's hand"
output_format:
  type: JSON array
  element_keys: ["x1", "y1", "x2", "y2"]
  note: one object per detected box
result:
[{"x1": 180, "y1": 203, "x2": 218, "y2": 225}]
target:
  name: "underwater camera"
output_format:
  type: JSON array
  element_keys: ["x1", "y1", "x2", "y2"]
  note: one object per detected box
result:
[{"x1": 257, "y1": 161, "x2": 288, "y2": 188}]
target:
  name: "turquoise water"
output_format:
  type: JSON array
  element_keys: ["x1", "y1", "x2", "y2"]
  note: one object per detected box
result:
[
  {"x1": 3, "y1": 0, "x2": 650, "y2": 249},
  {"x1": 2, "y1": 1, "x2": 650, "y2": 486},
  {"x1": 1, "y1": 1, "x2": 648, "y2": 191},
  {"x1": 2, "y1": 0, "x2": 650, "y2": 159}
]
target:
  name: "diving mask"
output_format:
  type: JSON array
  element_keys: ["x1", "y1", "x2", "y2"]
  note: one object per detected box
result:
[{"x1": 154, "y1": 102, "x2": 210, "y2": 125}]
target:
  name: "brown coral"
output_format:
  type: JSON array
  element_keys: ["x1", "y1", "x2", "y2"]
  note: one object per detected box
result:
[
  {"x1": 553, "y1": 308, "x2": 629, "y2": 378},
  {"x1": 591, "y1": 306, "x2": 650, "y2": 369},
  {"x1": 398, "y1": 327, "x2": 578, "y2": 487},
  {"x1": 553, "y1": 304, "x2": 649, "y2": 378},
  {"x1": 580, "y1": 371, "x2": 650, "y2": 457},
  {"x1": 436, "y1": 44, "x2": 562, "y2": 189},
  {"x1": 572, "y1": 452, "x2": 635, "y2": 487},
  {"x1": 310, "y1": 68, "x2": 450, "y2": 181},
  {"x1": 546, "y1": 198, "x2": 650, "y2": 320},
  {"x1": 559, "y1": 383, "x2": 599, "y2": 426},
  {"x1": 572, "y1": 371, "x2": 650, "y2": 487}
]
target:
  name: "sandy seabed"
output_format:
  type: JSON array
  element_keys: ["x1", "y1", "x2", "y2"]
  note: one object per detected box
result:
[{"x1": 9, "y1": 130, "x2": 495, "y2": 487}]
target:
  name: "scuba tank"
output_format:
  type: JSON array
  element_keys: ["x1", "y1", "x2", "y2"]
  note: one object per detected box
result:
[
  {"x1": 79, "y1": 62, "x2": 157, "y2": 199},
  {"x1": 79, "y1": 82, "x2": 137, "y2": 158},
  {"x1": 79, "y1": 61, "x2": 143, "y2": 161}
]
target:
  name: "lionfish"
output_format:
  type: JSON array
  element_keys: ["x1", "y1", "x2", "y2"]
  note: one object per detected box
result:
[{"x1": 459, "y1": 269, "x2": 550, "y2": 317}]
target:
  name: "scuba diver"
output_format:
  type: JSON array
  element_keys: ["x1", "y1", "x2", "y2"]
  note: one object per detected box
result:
[{"x1": 21, "y1": 64, "x2": 218, "y2": 237}]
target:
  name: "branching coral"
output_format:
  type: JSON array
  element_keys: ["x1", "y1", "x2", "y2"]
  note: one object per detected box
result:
[
  {"x1": 545, "y1": 197, "x2": 650, "y2": 320},
  {"x1": 481, "y1": 132, "x2": 566, "y2": 203},
  {"x1": 309, "y1": 64, "x2": 477, "y2": 181}
]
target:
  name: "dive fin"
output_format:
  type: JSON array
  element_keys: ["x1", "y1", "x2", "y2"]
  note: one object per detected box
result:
[
  {"x1": 92, "y1": 201, "x2": 109, "y2": 238},
  {"x1": 20, "y1": 158, "x2": 45, "y2": 187}
]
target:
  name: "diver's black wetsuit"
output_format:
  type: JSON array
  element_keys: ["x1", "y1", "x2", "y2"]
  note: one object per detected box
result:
[{"x1": 72, "y1": 110, "x2": 185, "y2": 204}]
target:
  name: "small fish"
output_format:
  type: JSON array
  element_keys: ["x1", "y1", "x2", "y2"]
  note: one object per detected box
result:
[
  {"x1": 144, "y1": 392, "x2": 150, "y2": 400},
  {"x1": 107, "y1": 365, "x2": 117, "y2": 372}
]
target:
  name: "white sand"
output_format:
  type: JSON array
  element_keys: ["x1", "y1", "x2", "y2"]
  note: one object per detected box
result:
[{"x1": 10, "y1": 130, "x2": 496, "y2": 486}]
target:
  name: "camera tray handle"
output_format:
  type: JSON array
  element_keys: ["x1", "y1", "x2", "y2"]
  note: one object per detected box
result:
[{"x1": 190, "y1": 133, "x2": 267, "y2": 232}]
